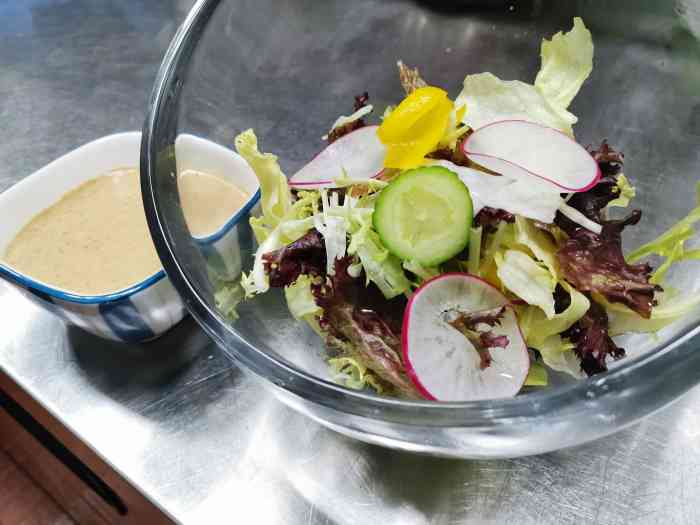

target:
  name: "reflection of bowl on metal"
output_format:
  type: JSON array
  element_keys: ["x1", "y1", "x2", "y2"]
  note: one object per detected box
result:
[
  {"x1": 0, "y1": 132, "x2": 258, "y2": 343},
  {"x1": 141, "y1": 0, "x2": 700, "y2": 457}
]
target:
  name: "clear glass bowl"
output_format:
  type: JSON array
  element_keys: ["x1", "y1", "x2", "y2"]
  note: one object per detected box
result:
[{"x1": 141, "y1": 0, "x2": 700, "y2": 458}]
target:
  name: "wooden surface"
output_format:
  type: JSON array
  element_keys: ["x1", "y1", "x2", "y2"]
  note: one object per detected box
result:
[
  {"x1": 0, "y1": 405, "x2": 113, "y2": 525},
  {"x1": 0, "y1": 374, "x2": 173, "y2": 525},
  {"x1": 0, "y1": 448, "x2": 74, "y2": 525}
]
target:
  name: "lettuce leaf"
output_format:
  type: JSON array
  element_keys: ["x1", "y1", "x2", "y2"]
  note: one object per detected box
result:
[
  {"x1": 496, "y1": 249, "x2": 556, "y2": 318},
  {"x1": 332, "y1": 171, "x2": 388, "y2": 192},
  {"x1": 234, "y1": 129, "x2": 291, "y2": 237},
  {"x1": 284, "y1": 274, "x2": 322, "y2": 320},
  {"x1": 444, "y1": 306, "x2": 509, "y2": 370},
  {"x1": 537, "y1": 334, "x2": 584, "y2": 378},
  {"x1": 534, "y1": 17, "x2": 594, "y2": 110},
  {"x1": 314, "y1": 190, "x2": 348, "y2": 276},
  {"x1": 236, "y1": 132, "x2": 319, "y2": 297},
  {"x1": 514, "y1": 216, "x2": 560, "y2": 277},
  {"x1": 313, "y1": 258, "x2": 418, "y2": 396},
  {"x1": 474, "y1": 208, "x2": 514, "y2": 234},
  {"x1": 607, "y1": 174, "x2": 635, "y2": 208},
  {"x1": 607, "y1": 292, "x2": 700, "y2": 336},
  {"x1": 346, "y1": 203, "x2": 411, "y2": 298},
  {"x1": 564, "y1": 299, "x2": 624, "y2": 375},
  {"x1": 349, "y1": 227, "x2": 411, "y2": 299},
  {"x1": 467, "y1": 226, "x2": 483, "y2": 275},
  {"x1": 557, "y1": 211, "x2": 657, "y2": 318},
  {"x1": 627, "y1": 184, "x2": 700, "y2": 285},
  {"x1": 262, "y1": 229, "x2": 326, "y2": 289},
  {"x1": 328, "y1": 357, "x2": 384, "y2": 392},
  {"x1": 214, "y1": 282, "x2": 245, "y2": 321},
  {"x1": 456, "y1": 17, "x2": 593, "y2": 136},
  {"x1": 518, "y1": 282, "x2": 590, "y2": 347},
  {"x1": 516, "y1": 282, "x2": 589, "y2": 378},
  {"x1": 402, "y1": 259, "x2": 439, "y2": 283},
  {"x1": 524, "y1": 361, "x2": 549, "y2": 386},
  {"x1": 456, "y1": 73, "x2": 577, "y2": 135}
]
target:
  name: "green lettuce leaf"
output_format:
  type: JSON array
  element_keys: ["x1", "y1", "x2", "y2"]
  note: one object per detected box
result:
[
  {"x1": 537, "y1": 334, "x2": 583, "y2": 378},
  {"x1": 524, "y1": 361, "x2": 549, "y2": 386},
  {"x1": 456, "y1": 17, "x2": 593, "y2": 136},
  {"x1": 456, "y1": 73, "x2": 577, "y2": 135},
  {"x1": 514, "y1": 216, "x2": 560, "y2": 277},
  {"x1": 344, "y1": 200, "x2": 412, "y2": 298},
  {"x1": 284, "y1": 274, "x2": 322, "y2": 320},
  {"x1": 348, "y1": 226, "x2": 411, "y2": 299},
  {"x1": 534, "y1": 17, "x2": 594, "y2": 110},
  {"x1": 518, "y1": 282, "x2": 590, "y2": 347},
  {"x1": 235, "y1": 129, "x2": 292, "y2": 240},
  {"x1": 214, "y1": 282, "x2": 245, "y2": 321},
  {"x1": 483, "y1": 221, "x2": 517, "y2": 261},
  {"x1": 328, "y1": 356, "x2": 384, "y2": 392},
  {"x1": 402, "y1": 259, "x2": 439, "y2": 283},
  {"x1": 332, "y1": 170, "x2": 388, "y2": 191},
  {"x1": 241, "y1": 216, "x2": 316, "y2": 297},
  {"x1": 627, "y1": 184, "x2": 700, "y2": 284},
  {"x1": 467, "y1": 225, "x2": 483, "y2": 275},
  {"x1": 496, "y1": 249, "x2": 556, "y2": 318},
  {"x1": 607, "y1": 292, "x2": 700, "y2": 336},
  {"x1": 236, "y1": 148, "x2": 318, "y2": 298},
  {"x1": 607, "y1": 174, "x2": 636, "y2": 208}
]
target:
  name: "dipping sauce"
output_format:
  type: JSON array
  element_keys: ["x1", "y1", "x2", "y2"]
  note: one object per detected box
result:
[
  {"x1": 3, "y1": 168, "x2": 248, "y2": 295},
  {"x1": 178, "y1": 169, "x2": 250, "y2": 237}
]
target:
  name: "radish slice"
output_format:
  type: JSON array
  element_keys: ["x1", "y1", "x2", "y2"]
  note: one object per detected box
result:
[
  {"x1": 462, "y1": 120, "x2": 601, "y2": 192},
  {"x1": 402, "y1": 273, "x2": 529, "y2": 401},
  {"x1": 290, "y1": 125, "x2": 386, "y2": 189}
]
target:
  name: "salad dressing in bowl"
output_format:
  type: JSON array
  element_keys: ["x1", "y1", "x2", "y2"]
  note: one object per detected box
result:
[
  {"x1": 178, "y1": 169, "x2": 250, "y2": 238},
  {"x1": 2, "y1": 167, "x2": 248, "y2": 296}
]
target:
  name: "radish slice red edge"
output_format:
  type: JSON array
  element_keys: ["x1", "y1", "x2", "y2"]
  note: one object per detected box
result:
[
  {"x1": 290, "y1": 125, "x2": 386, "y2": 189},
  {"x1": 402, "y1": 272, "x2": 530, "y2": 402},
  {"x1": 461, "y1": 120, "x2": 601, "y2": 193}
]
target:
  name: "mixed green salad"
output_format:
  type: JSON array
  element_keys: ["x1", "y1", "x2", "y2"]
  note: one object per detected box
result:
[{"x1": 219, "y1": 18, "x2": 700, "y2": 401}]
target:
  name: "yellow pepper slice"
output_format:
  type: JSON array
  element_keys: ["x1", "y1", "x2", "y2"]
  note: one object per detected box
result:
[{"x1": 377, "y1": 86, "x2": 454, "y2": 169}]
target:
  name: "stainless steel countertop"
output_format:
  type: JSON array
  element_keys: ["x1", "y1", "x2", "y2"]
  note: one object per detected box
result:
[{"x1": 3, "y1": 1, "x2": 700, "y2": 524}]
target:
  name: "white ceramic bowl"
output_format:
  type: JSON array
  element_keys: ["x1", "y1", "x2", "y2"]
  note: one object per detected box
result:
[{"x1": 0, "y1": 132, "x2": 259, "y2": 343}]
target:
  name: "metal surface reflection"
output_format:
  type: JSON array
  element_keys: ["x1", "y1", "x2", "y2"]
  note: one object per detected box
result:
[{"x1": 3, "y1": 0, "x2": 700, "y2": 523}]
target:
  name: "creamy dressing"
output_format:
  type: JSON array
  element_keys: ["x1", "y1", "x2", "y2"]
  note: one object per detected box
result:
[
  {"x1": 178, "y1": 169, "x2": 250, "y2": 237},
  {"x1": 3, "y1": 168, "x2": 248, "y2": 295}
]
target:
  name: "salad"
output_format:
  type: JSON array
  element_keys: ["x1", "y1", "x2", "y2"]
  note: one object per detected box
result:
[{"x1": 219, "y1": 18, "x2": 700, "y2": 401}]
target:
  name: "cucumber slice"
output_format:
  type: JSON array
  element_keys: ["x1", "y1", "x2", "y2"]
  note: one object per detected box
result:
[{"x1": 373, "y1": 166, "x2": 473, "y2": 266}]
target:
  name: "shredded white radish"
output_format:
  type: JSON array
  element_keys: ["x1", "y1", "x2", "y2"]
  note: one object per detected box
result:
[
  {"x1": 322, "y1": 105, "x2": 374, "y2": 140},
  {"x1": 313, "y1": 190, "x2": 348, "y2": 276},
  {"x1": 558, "y1": 202, "x2": 603, "y2": 234}
]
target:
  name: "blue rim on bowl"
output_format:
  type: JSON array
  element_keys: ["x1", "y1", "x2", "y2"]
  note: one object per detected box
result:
[{"x1": 0, "y1": 263, "x2": 168, "y2": 305}]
